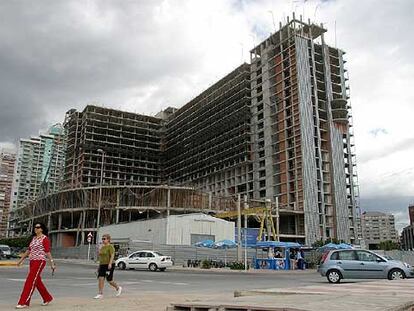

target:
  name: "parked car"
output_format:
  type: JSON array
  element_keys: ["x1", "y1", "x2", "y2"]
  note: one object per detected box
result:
[
  {"x1": 0, "y1": 245, "x2": 12, "y2": 259},
  {"x1": 318, "y1": 249, "x2": 414, "y2": 283},
  {"x1": 115, "y1": 250, "x2": 173, "y2": 272}
]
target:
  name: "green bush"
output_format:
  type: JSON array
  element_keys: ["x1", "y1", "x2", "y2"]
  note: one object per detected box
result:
[
  {"x1": 228, "y1": 261, "x2": 248, "y2": 270},
  {"x1": 0, "y1": 236, "x2": 31, "y2": 249},
  {"x1": 201, "y1": 259, "x2": 211, "y2": 269}
]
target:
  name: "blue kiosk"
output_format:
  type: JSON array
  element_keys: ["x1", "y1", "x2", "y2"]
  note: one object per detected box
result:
[{"x1": 254, "y1": 241, "x2": 301, "y2": 270}]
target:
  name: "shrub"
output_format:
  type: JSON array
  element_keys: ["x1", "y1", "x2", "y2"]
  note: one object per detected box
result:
[
  {"x1": 0, "y1": 236, "x2": 31, "y2": 249},
  {"x1": 228, "y1": 261, "x2": 248, "y2": 270},
  {"x1": 201, "y1": 259, "x2": 211, "y2": 269}
]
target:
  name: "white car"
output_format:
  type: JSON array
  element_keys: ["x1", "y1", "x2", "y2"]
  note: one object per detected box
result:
[
  {"x1": 115, "y1": 250, "x2": 173, "y2": 272},
  {"x1": 0, "y1": 245, "x2": 11, "y2": 259}
]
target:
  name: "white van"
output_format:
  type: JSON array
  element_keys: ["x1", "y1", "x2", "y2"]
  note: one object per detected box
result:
[{"x1": 0, "y1": 245, "x2": 11, "y2": 259}]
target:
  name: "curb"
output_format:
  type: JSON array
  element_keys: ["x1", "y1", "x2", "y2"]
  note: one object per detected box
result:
[
  {"x1": 234, "y1": 290, "x2": 323, "y2": 297},
  {"x1": 53, "y1": 259, "x2": 318, "y2": 275},
  {"x1": 387, "y1": 301, "x2": 414, "y2": 311},
  {"x1": 0, "y1": 261, "x2": 18, "y2": 266}
]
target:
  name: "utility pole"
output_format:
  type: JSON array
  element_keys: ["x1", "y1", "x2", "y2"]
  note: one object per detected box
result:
[
  {"x1": 244, "y1": 195, "x2": 248, "y2": 271},
  {"x1": 96, "y1": 149, "x2": 105, "y2": 242},
  {"x1": 237, "y1": 194, "x2": 242, "y2": 261},
  {"x1": 275, "y1": 196, "x2": 280, "y2": 242}
]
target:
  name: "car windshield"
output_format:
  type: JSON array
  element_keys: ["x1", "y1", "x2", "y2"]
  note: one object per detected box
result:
[
  {"x1": 154, "y1": 252, "x2": 164, "y2": 256},
  {"x1": 0, "y1": 246, "x2": 10, "y2": 251}
]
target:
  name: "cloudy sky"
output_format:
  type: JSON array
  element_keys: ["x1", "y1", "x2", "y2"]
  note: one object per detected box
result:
[{"x1": 0, "y1": 0, "x2": 413, "y2": 230}]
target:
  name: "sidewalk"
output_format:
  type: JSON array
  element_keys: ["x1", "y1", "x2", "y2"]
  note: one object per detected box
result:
[{"x1": 1, "y1": 284, "x2": 412, "y2": 311}]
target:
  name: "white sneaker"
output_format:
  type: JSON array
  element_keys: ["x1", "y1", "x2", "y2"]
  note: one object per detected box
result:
[
  {"x1": 15, "y1": 305, "x2": 28, "y2": 309},
  {"x1": 93, "y1": 294, "x2": 103, "y2": 299},
  {"x1": 116, "y1": 286, "x2": 122, "y2": 297},
  {"x1": 41, "y1": 300, "x2": 52, "y2": 306}
]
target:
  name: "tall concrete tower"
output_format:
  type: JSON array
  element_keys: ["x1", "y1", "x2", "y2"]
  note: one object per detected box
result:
[{"x1": 249, "y1": 15, "x2": 360, "y2": 245}]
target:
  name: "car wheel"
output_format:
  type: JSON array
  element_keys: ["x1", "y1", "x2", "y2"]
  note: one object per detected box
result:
[
  {"x1": 388, "y1": 268, "x2": 405, "y2": 280},
  {"x1": 326, "y1": 269, "x2": 342, "y2": 283},
  {"x1": 149, "y1": 263, "x2": 158, "y2": 272},
  {"x1": 118, "y1": 262, "x2": 126, "y2": 270},
  {"x1": 159, "y1": 268, "x2": 166, "y2": 272}
]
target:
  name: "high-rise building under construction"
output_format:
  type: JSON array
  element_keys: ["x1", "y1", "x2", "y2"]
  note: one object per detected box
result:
[
  {"x1": 14, "y1": 16, "x2": 360, "y2": 245},
  {"x1": 165, "y1": 17, "x2": 360, "y2": 244},
  {"x1": 246, "y1": 16, "x2": 360, "y2": 244}
]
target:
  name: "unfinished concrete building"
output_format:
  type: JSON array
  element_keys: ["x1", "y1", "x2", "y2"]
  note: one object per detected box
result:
[
  {"x1": 164, "y1": 63, "x2": 253, "y2": 196},
  {"x1": 63, "y1": 106, "x2": 164, "y2": 189},
  {"x1": 11, "y1": 16, "x2": 361, "y2": 246},
  {"x1": 23, "y1": 185, "x2": 236, "y2": 246},
  {"x1": 248, "y1": 15, "x2": 360, "y2": 244}
]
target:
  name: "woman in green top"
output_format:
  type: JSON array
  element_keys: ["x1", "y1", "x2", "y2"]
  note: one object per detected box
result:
[{"x1": 94, "y1": 234, "x2": 122, "y2": 299}]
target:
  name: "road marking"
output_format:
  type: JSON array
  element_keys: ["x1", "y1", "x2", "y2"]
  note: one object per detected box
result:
[
  {"x1": 7, "y1": 279, "x2": 26, "y2": 282},
  {"x1": 158, "y1": 281, "x2": 189, "y2": 286},
  {"x1": 67, "y1": 282, "x2": 97, "y2": 286},
  {"x1": 119, "y1": 281, "x2": 143, "y2": 285}
]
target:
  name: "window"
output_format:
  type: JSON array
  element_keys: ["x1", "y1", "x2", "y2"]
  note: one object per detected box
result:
[
  {"x1": 146, "y1": 252, "x2": 155, "y2": 258},
  {"x1": 356, "y1": 251, "x2": 377, "y2": 262},
  {"x1": 331, "y1": 250, "x2": 357, "y2": 261},
  {"x1": 130, "y1": 252, "x2": 144, "y2": 259}
]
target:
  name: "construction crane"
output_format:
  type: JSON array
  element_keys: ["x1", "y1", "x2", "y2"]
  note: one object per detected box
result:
[{"x1": 215, "y1": 204, "x2": 279, "y2": 242}]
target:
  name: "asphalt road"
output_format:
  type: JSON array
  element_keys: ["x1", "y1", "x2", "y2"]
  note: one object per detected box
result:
[{"x1": 0, "y1": 262, "x2": 324, "y2": 305}]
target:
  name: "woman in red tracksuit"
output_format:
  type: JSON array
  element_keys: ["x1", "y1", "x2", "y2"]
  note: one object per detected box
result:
[{"x1": 15, "y1": 223, "x2": 56, "y2": 309}]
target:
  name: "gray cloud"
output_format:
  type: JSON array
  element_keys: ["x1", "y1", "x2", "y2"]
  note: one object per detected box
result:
[
  {"x1": 359, "y1": 137, "x2": 414, "y2": 163},
  {"x1": 0, "y1": 0, "x2": 204, "y2": 143}
]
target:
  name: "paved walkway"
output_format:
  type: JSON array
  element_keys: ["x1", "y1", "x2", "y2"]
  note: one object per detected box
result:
[{"x1": 3, "y1": 259, "x2": 413, "y2": 310}]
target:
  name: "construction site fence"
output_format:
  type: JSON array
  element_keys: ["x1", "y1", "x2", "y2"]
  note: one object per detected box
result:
[{"x1": 52, "y1": 242, "x2": 258, "y2": 266}]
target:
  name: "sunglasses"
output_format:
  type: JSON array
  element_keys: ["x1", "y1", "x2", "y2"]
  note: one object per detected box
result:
[
  {"x1": 102, "y1": 238, "x2": 107, "y2": 240},
  {"x1": 34, "y1": 226, "x2": 42, "y2": 229}
]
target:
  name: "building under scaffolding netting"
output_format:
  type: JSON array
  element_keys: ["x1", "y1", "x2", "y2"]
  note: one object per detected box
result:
[{"x1": 14, "y1": 185, "x2": 238, "y2": 247}]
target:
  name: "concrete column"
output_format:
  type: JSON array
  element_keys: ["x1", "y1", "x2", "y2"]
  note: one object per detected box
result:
[
  {"x1": 167, "y1": 187, "x2": 171, "y2": 217},
  {"x1": 81, "y1": 211, "x2": 86, "y2": 245},
  {"x1": 58, "y1": 213, "x2": 62, "y2": 230},
  {"x1": 116, "y1": 189, "x2": 120, "y2": 224}
]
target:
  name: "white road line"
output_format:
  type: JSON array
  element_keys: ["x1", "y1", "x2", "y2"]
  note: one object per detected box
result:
[{"x1": 7, "y1": 279, "x2": 26, "y2": 282}]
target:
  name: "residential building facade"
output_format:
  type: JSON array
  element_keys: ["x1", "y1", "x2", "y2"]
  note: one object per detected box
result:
[
  {"x1": 0, "y1": 151, "x2": 16, "y2": 238},
  {"x1": 361, "y1": 211, "x2": 398, "y2": 249},
  {"x1": 8, "y1": 125, "x2": 65, "y2": 237}
]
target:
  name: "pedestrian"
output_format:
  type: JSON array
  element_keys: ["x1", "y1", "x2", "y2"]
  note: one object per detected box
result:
[
  {"x1": 94, "y1": 234, "x2": 122, "y2": 299},
  {"x1": 15, "y1": 222, "x2": 55, "y2": 309},
  {"x1": 296, "y1": 248, "x2": 305, "y2": 270}
]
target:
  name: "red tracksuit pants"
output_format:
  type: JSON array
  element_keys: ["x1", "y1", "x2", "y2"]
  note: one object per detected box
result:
[{"x1": 18, "y1": 260, "x2": 53, "y2": 306}]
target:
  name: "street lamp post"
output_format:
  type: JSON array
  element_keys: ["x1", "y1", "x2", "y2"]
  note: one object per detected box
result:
[{"x1": 96, "y1": 149, "x2": 105, "y2": 243}]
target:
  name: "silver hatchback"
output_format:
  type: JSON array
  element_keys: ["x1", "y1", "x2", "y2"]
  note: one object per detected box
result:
[{"x1": 318, "y1": 249, "x2": 414, "y2": 283}]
